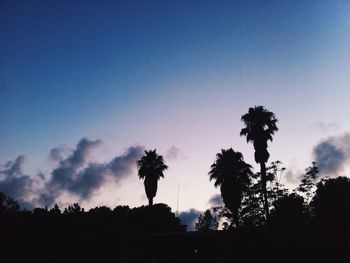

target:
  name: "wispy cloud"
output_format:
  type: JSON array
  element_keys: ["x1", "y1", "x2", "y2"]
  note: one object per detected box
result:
[
  {"x1": 315, "y1": 121, "x2": 339, "y2": 132},
  {"x1": 165, "y1": 146, "x2": 185, "y2": 161},
  {"x1": 283, "y1": 168, "x2": 303, "y2": 188}
]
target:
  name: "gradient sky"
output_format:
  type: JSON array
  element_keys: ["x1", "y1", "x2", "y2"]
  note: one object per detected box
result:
[{"x1": 1, "y1": 1, "x2": 350, "y2": 214}]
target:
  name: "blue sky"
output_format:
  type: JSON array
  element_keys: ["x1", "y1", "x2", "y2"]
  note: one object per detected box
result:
[{"x1": 1, "y1": 1, "x2": 350, "y2": 212}]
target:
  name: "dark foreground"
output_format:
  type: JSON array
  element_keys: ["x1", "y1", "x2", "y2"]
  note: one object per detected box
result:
[{"x1": 3, "y1": 223, "x2": 349, "y2": 263}]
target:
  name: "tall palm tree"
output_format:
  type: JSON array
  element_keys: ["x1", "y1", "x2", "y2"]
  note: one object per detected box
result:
[
  {"x1": 209, "y1": 148, "x2": 252, "y2": 227},
  {"x1": 240, "y1": 106, "x2": 278, "y2": 220},
  {"x1": 137, "y1": 149, "x2": 168, "y2": 206}
]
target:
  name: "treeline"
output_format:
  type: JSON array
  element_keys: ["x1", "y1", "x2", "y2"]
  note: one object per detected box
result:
[
  {"x1": 196, "y1": 162, "x2": 350, "y2": 232},
  {"x1": 2, "y1": 174, "x2": 350, "y2": 262},
  {"x1": 0, "y1": 197, "x2": 182, "y2": 235},
  {"x1": 2, "y1": 164, "x2": 350, "y2": 235}
]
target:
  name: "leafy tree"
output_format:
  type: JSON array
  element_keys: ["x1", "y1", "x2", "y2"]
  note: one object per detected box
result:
[
  {"x1": 113, "y1": 205, "x2": 130, "y2": 217},
  {"x1": 49, "y1": 204, "x2": 61, "y2": 215},
  {"x1": 238, "y1": 161, "x2": 287, "y2": 227},
  {"x1": 63, "y1": 203, "x2": 84, "y2": 215},
  {"x1": 126, "y1": 203, "x2": 180, "y2": 233},
  {"x1": 88, "y1": 206, "x2": 112, "y2": 216},
  {"x1": 239, "y1": 176, "x2": 266, "y2": 227},
  {"x1": 33, "y1": 207, "x2": 49, "y2": 216},
  {"x1": 240, "y1": 106, "x2": 278, "y2": 219},
  {"x1": 137, "y1": 149, "x2": 168, "y2": 206},
  {"x1": 212, "y1": 205, "x2": 239, "y2": 230},
  {"x1": 266, "y1": 161, "x2": 288, "y2": 204},
  {"x1": 311, "y1": 176, "x2": 350, "y2": 226},
  {"x1": 0, "y1": 192, "x2": 20, "y2": 215},
  {"x1": 296, "y1": 162, "x2": 319, "y2": 203},
  {"x1": 270, "y1": 193, "x2": 307, "y2": 227},
  {"x1": 209, "y1": 148, "x2": 252, "y2": 228},
  {"x1": 195, "y1": 209, "x2": 218, "y2": 232}
]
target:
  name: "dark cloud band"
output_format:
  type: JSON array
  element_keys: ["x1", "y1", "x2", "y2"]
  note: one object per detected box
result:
[{"x1": 0, "y1": 138, "x2": 145, "y2": 208}]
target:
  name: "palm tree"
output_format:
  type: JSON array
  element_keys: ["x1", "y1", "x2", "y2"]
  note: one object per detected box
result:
[
  {"x1": 240, "y1": 106, "x2": 278, "y2": 220},
  {"x1": 209, "y1": 148, "x2": 252, "y2": 228},
  {"x1": 137, "y1": 149, "x2": 168, "y2": 206}
]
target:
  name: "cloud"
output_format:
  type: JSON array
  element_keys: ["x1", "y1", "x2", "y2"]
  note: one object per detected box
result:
[
  {"x1": 282, "y1": 133, "x2": 350, "y2": 188},
  {"x1": 59, "y1": 138, "x2": 102, "y2": 169},
  {"x1": 108, "y1": 146, "x2": 144, "y2": 178},
  {"x1": 283, "y1": 168, "x2": 303, "y2": 187},
  {"x1": 0, "y1": 155, "x2": 36, "y2": 209},
  {"x1": 49, "y1": 145, "x2": 71, "y2": 162},
  {"x1": 315, "y1": 121, "x2": 339, "y2": 132},
  {"x1": 39, "y1": 139, "x2": 144, "y2": 206},
  {"x1": 67, "y1": 163, "x2": 108, "y2": 199},
  {"x1": 1, "y1": 138, "x2": 145, "y2": 209},
  {"x1": 3, "y1": 155, "x2": 25, "y2": 175},
  {"x1": 165, "y1": 146, "x2": 185, "y2": 161},
  {"x1": 312, "y1": 133, "x2": 350, "y2": 176},
  {"x1": 40, "y1": 138, "x2": 103, "y2": 203},
  {"x1": 178, "y1": 209, "x2": 201, "y2": 231},
  {"x1": 208, "y1": 194, "x2": 223, "y2": 206}
]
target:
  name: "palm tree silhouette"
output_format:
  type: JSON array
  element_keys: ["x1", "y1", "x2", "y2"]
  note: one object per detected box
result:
[
  {"x1": 137, "y1": 149, "x2": 168, "y2": 206},
  {"x1": 240, "y1": 106, "x2": 278, "y2": 220},
  {"x1": 209, "y1": 148, "x2": 253, "y2": 227}
]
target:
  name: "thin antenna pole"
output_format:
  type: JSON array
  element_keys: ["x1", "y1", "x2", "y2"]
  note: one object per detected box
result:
[{"x1": 176, "y1": 184, "x2": 180, "y2": 216}]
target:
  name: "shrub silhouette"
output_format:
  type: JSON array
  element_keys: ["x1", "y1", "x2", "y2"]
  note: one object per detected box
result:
[{"x1": 126, "y1": 203, "x2": 181, "y2": 233}]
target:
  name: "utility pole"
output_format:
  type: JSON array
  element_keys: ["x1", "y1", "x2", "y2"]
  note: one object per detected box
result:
[{"x1": 176, "y1": 184, "x2": 180, "y2": 217}]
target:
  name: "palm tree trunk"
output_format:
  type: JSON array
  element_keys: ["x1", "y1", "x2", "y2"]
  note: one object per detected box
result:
[
  {"x1": 148, "y1": 197, "x2": 153, "y2": 206},
  {"x1": 260, "y1": 162, "x2": 270, "y2": 220}
]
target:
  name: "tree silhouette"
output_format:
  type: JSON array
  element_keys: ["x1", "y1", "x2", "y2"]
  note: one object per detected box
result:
[
  {"x1": 240, "y1": 106, "x2": 278, "y2": 219},
  {"x1": 126, "y1": 203, "x2": 180, "y2": 233},
  {"x1": 311, "y1": 176, "x2": 350, "y2": 226},
  {"x1": 137, "y1": 149, "x2": 168, "y2": 206},
  {"x1": 195, "y1": 209, "x2": 218, "y2": 232},
  {"x1": 209, "y1": 148, "x2": 252, "y2": 227},
  {"x1": 49, "y1": 204, "x2": 61, "y2": 215},
  {"x1": 0, "y1": 192, "x2": 20, "y2": 215},
  {"x1": 88, "y1": 206, "x2": 112, "y2": 216},
  {"x1": 296, "y1": 162, "x2": 319, "y2": 203},
  {"x1": 63, "y1": 203, "x2": 84, "y2": 214},
  {"x1": 33, "y1": 207, "x2": 49, "y2": 216},
  {"x1": 270, "y1": 193, "x2": 307, "y2": 228},
  {"x1": 238, "y1": 161, "x2": 287, "y2": 227},
  {"x1": 266, "y1": 161, "x2": 288, "y2": 206}
]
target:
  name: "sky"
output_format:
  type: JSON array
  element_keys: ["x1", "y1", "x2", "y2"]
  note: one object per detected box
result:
[{"x1": 1, "y1": 1, "x2": 350, "y2": 225}]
